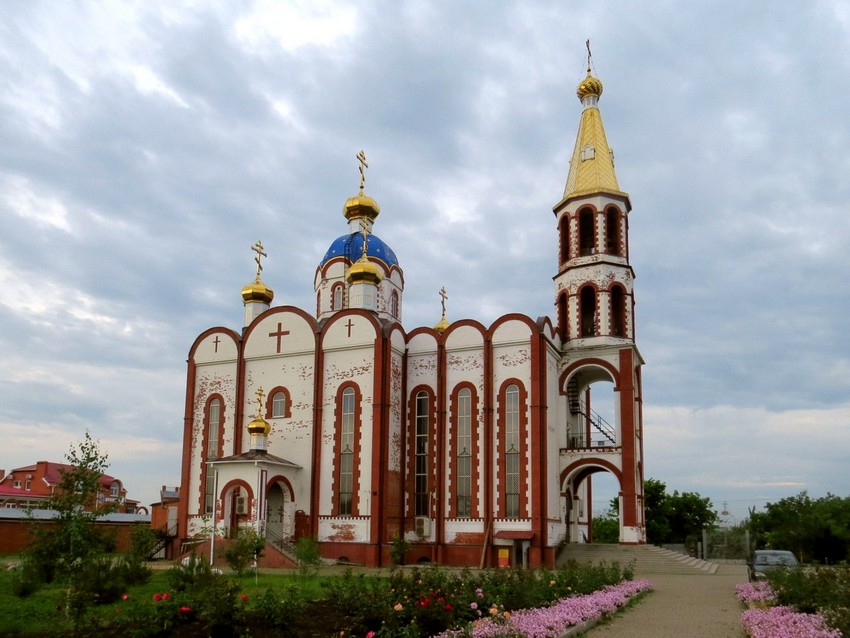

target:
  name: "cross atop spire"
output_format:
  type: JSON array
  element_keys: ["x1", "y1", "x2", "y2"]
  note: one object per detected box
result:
[
  {"x1": 251, "y1": 240, "x2": 267, "y2": 278},
  {"x1": 356, "y1": 149, "x2": 369, "y2": 193}
]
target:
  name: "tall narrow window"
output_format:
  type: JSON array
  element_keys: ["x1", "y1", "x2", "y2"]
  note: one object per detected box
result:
[
  {"x1": 606, "y1": 208, "x2": 620, "y2": 255},
  {"x1": 505, "y1": 385, "x2": 520, "y2": 518},
  {"x1": 580, "y1": 286, "x2": 597, "y2": 337},
  {"x1": 391, "y1": 290, "x2": 399, "y2": 318},
  {"x1": 207, "y1": 398, "x2": 221, "y2": 459},
  {"x1": 332, "y1": 283, "x2": 344, "y2": 311},
  {"x1": 579, "y1": 208, "x2": 595, "y2": 256},
  {"x1": 557, "y1": 292, "x2": 568, "y2": 339},
  {"x1": 559, "y1": 216, "x2": 570, "y2": 263},
  {"x1": 414, "y1": 391, "x2": 429, "y2": 516},
  {"x1": 339, "y1": 387, "x2": 355, "y2": 515},
  {"x1": 456, "y1": 388, "x2": 472, "y2": 517},
  {"x1": 204, "y1": 474, "x2": 215, "y2": 515},
  {"x1": 611, "y1": 286, "x2": 626, "y2": 337}
]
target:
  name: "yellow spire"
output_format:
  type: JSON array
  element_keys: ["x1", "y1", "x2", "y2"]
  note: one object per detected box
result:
[
  {"x1": 562, "y1": 60, "x2": 626, "y2": 201},
  {"x1": 433, "y1": 286, "x2": 450, "y2": 333}
]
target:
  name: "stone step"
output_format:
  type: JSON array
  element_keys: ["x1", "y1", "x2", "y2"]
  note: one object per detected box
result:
[{"x1": 558, "y1": 544, "x2": 719, "y2": 575}]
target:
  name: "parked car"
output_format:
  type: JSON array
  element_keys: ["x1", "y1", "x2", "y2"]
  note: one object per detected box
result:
[{"x1": 748, "y1": 549, "x2": 799, "y2": 581}]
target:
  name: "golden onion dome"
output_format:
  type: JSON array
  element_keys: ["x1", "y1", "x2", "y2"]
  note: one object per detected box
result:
[
  {"x1": 576, "y1": 68, "x2": 603, "y2": 101},
  {"x1": 247, "y1": 415, "x2": 270, "y2": 436},
  {"x1": 346, "y1": 254, "x2": 384, "y2": 285},
  {"x1": 343, "y1": 192, "x2": 381, "y2": 223},
  {"x1": 241, "y1": 276, "x2": 274, "y2": 304},
  {"x1": 433, "y1": 315, "x2": 450, "y2": 334}
]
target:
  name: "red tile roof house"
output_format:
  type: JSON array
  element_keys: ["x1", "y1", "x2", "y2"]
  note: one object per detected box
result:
[{"x1": 0, "y1": 461, "x2": 150, "y2": 555}]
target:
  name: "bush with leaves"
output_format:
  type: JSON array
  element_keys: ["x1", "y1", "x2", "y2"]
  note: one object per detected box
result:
[
  {"x1": 221, "y1": 528, "x2": 265, "y2": 576},
  {"x1": 295, "y1": 535, "x2": 322, "y2": 578}
]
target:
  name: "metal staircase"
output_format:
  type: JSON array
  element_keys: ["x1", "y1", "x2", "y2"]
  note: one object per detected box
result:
[{"x1": 566, "y1": 378, "x2": 616, "y2": 446}]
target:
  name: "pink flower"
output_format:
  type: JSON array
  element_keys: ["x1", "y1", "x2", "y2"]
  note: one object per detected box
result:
[
  {"x1": 121, "y1": 593, "x2": 128, "y2": 601},
  {"x1": 366, "y1": 633, "x2": 376, "y2": 638},
  {"x1": 162, "y1": 592, "x2": 170, "y2": 601},
  {"x1": 179, "y1": 605, "x2": 191, "y2": 613}
]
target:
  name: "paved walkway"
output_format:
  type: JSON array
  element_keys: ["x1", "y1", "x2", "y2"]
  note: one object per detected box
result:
[{"x1": 582, "y1": 564, "x2": 748, "y2": 637}]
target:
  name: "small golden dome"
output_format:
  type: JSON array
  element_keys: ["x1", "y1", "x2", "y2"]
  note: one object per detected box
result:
[
  {"x1": 576, "y1": 68, "x2": 603, "y2": 101},
  {"x1": 343, "y1": 193, "x2": 380, "y2": 223},
  {"x1": 241, "y1": 276, "x2": 274, "y2": 304},
  {"x1": 433, "y1": 315, "x2": 450, "y2": 334},
  {"x1": 346, "y1": 254, "x2": 384, "y2": 285},
  {"x1": 247, "y1": 416, "x2": 270, "y2": 436}
]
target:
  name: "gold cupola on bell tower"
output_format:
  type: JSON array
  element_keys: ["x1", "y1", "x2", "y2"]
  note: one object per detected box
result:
[{"x1": 242, "y1": 240, "x2": 274, "y2": 328}]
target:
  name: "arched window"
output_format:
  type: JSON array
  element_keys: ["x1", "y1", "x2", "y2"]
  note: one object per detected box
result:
[
  {"x1": 265, "y1": 387, "x2": 292, "y2": 419},
  {"x1": 606, "y1": 208, "x2": 620, "y2": 255},
  {"x1": 332, "y1": 283, "x2": 344, "y2": 311},
  {"x1": 391, "y1": 290, "x2": 399, "y2": 318},
  {"x1": 414, "y1": 391, "x2": 430, "y2": 516},
  {"x1": 206, "y1": 398, "x2": 222, "y2": 459},
  {"x1": 559, "y1": 215, "x2": 570, "y2": 263},
  {"x1": 579, "y1": 208, "x2": 595, "y2": 256},
  {"x1": 202, "y1": 395, "x2": 225, "y2": 515},
  {"x1": 580, "y1": 286, "x2": 597, "y2": 337},
  {"x1": 339, "y1": 387, "x2": 355, "y2": 515},
  {"x1": 557, "y1": 292, "x2": 568, "y2": 339},
  {"x1": 504, "y1": 384, "x2": 520, "y2": 517},
  {"x1": 455, "y1": 387, "x2": 472, "y2": 517},
  {"x1": 611, "y1": 286, "x2": 626, "y2": 337}
]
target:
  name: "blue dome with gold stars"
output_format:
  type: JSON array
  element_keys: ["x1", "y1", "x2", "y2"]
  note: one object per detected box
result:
[{"x1": 320, "y1": 232, "x2": 399, "y2": 269}]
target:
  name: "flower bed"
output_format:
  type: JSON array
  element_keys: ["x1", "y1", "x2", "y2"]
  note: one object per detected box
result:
[
  {"x1": 436, "y1": 579, "x2": 653, "y2": 638},
  {"x1": 737, "y1": 582, "x2": 841, "y2": 638}
]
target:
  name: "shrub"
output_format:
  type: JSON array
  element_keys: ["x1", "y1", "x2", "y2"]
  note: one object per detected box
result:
[
  {"x1": 166, "y1": 554, "x2": 220, "y2": 591},
  {"x1": 390, "y1": 534, "x2": 412, "y2": 566},
  {"x1": 250, "y1": 585, "x2": 306, "y2": 630},
  {"x1": 222, "y1": 528, "x2": 265, "y2": 576},
  {"x1": 295, "y1": 536, "x2": 322, "y2": 578}
]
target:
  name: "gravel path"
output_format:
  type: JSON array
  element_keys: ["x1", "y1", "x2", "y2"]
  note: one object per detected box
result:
[{"x1": 582, "y1": 564, "x2": 748, "y2": 637}]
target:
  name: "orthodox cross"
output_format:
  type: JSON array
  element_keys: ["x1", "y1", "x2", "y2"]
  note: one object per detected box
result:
[
  {"x1": 255, "y1": 386, "x2": 265, "y2": 418},
  {"x1": 439, "y1": 286, "x2": 448, "y2": 316},
  {"x1": 585, "y1": 39, "x2": 594, "y2": 73},
  {"x1": 356, "y1": 149, "x2": 368, "y2": 192},
  {"x1": 251, "y1": 240, "x2": 267, "y2": 278},
  {"x1": 268, "y1": 322, "x2": 290, "y2": 353},
  {"x1": 358, "y1": 217, "x2": 370, "y2": 257}
]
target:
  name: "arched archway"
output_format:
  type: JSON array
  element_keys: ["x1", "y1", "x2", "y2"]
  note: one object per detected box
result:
[
  {"x1": 265, "y1": 478, "x2": 295, "y2": 542},
  {"x1": 561, "y1": 461, "x2": 623, "y2": 544}
]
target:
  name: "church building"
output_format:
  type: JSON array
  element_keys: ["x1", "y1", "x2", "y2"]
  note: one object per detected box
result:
[{"x1": 177, "y1": 64, "x2": 646, "y2": 568}]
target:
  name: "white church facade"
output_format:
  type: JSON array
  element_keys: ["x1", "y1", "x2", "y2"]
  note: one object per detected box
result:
[{"x1": 176, "y1": 66, "x2": 646, "y2": 568}]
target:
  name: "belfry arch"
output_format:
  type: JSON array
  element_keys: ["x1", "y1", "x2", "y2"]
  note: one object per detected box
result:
[{"x1": 558, "y1": 358, "x2": 645, "y2": 544}]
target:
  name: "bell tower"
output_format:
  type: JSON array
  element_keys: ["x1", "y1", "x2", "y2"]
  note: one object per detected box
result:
[{"x1": 554, "y1": 50, "x2": 646, "y2": 544}]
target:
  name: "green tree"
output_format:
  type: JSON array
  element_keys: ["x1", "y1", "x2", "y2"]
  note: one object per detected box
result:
[
  {"x1": 611, "y1": 478, "x2": 717, "y2": 545},
  {"x1": 748, "y1": 491, "x2": 850, "y2": 563},
  {"x1": 666, "y1": 490, "x2": 718, "y2": 544},
  {"x1": 25, "y1": 432, "x2": 115, "y2": 582},
  {"x1": 590, "y1": 510, "x2": 620, "y2": 543}
]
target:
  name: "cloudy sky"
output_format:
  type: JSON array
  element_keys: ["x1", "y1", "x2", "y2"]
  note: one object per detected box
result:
[{"x1": 2, "y1": 1, "x2": 848, "y2": 522}]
